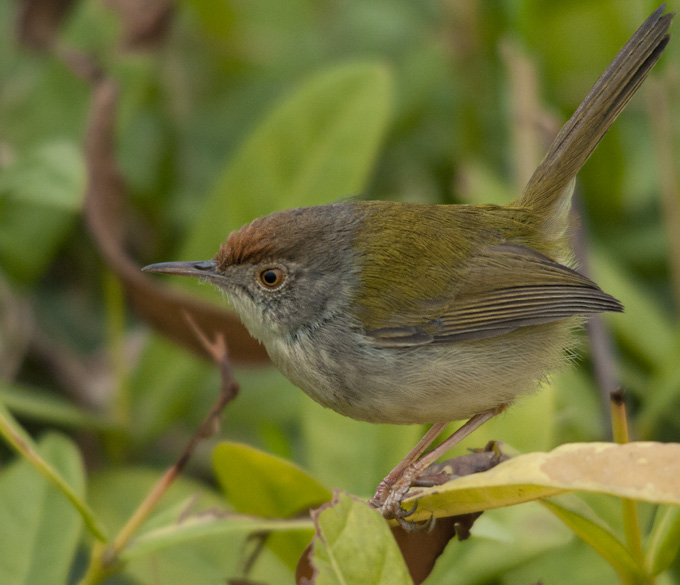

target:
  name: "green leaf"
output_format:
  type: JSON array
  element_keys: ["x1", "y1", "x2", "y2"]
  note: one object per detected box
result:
[
  {"x1": 88, "y1": 467, "x2": 224, "y2": 535},
  {"x1": 0, "y1": 141, "x2": 85, "y2": 209},
  {"x1": 496, "y1": 535, "x2": 621, "y2": 585},
  {"x1": 88, "y1": 468, "x2": 253, "y2": 585},
  {"x1": 179, "y1": 0, "x2": 236, "y2": 39},
  {"x1": 403, "y1": 442, "x2": 680, "y2": 522},
  {"x1": 128, "y1": 338, "x2": 211, "y2": 444},
  {"x1": 181, "y1": 61, "x2": 393, "y2": 261},
  {"x1": 646, "y1": 505, "x2": 680, "y2": 576},
  {"x1": 0, "y1": 402, "x2": 108, "y2": 540},
  {"x1": 213, "y1": 442, "x2": 331, "y2": 517},
  {"x1": 424, "y1": 502, "x2": 573, "y2": 585},
  {"x1": 123, "y1": 512, "x2": 312, "y2": 561},
  {"x1": 0, "y1": 140, "x2": 85, "y2": 284},
  {"x1": 541, "y1": 495, "x2": 645, "y2": 582},
  {"x1": 214, "y1": 442, "x2": 331, "y2": 571},
  {"x1": 311, "y1": 491, "x2": 413, "y2": 585},
  {"x1": 0, "y1": 381, "x2": 117, "y2": 431},
  {"x1": 637, "y1": 352, "x2": 680, "y2": 438},
  {"x1": 589, "y1": 248, "x2": 676, "y2": 368},
  {"x1": 0, "y1": 433, "x2": 85, "y2": 585}
]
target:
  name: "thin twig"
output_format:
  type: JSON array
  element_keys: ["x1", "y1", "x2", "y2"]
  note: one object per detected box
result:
[
  {"x1": 79, "y1": 320, "x2": 239, "y2": 583},
  {"x1": 102, "y1": 318, "x2": 239, "y2": 568}
]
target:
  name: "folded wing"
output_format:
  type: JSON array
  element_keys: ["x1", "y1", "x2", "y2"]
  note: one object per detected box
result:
[{"x1": 366, "y1": 243, "x2": 623, "y2": 347}]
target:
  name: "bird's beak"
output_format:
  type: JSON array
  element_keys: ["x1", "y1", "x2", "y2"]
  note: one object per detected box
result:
[{"x1": 142, "y1": 260, "x2": 218, "y2": 279}]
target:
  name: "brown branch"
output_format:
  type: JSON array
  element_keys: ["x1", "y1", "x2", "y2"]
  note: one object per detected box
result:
[{"x1": 50, "y1": 41, "x2": 268, "y2": 364}]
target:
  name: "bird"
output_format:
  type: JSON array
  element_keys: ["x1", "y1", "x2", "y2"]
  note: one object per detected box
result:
[{"x1": 144, "y1": 5, "x2": 672, "y2": 525}]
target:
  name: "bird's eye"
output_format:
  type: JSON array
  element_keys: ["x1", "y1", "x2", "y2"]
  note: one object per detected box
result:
[{"x1": 258, "y1": 267, "x2": 285, "y2": 289}]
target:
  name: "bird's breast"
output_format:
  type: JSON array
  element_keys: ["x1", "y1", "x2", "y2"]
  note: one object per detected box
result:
[{"x1": 263, "y1": 316, "x2": 576, "y2": 424}]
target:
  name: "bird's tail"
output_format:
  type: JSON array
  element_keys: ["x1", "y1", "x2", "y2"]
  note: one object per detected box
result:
[{"x1": 515, "y1": 4, "x2": 672, "y2": 243}]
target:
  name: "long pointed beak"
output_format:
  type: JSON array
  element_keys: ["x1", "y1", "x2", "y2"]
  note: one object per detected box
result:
[{"x1": 142, "y1": 260, "x2": 218, "y2": 279}]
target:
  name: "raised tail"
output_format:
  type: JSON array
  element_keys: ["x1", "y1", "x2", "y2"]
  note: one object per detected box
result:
[{"x1": 516, "y1": 4, "x2": 672, "y2": 241}]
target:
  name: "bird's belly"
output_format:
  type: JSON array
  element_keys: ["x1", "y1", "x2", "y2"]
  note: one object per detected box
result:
[{"x1": 266, "y1": 320, "x2": 574, "y2": 424}]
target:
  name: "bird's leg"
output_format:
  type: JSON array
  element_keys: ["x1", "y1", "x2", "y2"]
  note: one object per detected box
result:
[
  {"x1": 369, "y1": 422, "x2": 447, "y2": 509},
  {"x1": 371, "y1": 406, "x2": 505, "y2": 526}
]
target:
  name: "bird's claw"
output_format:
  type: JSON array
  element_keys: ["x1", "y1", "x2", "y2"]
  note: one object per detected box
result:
[
  {"x1": 384, "y1": 497, "x2": 417, "y2": 519},
  {"x1": 372, "y1": 478, "x2": 434, "y2": 532}
]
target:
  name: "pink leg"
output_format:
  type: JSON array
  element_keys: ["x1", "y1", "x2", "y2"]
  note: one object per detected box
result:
[
  {"x1": 369, "y1": 422, "x2": 447, "y2": 508},
  {"x1": 406, "y1": 407, "x2": 502, "y2": 476},
  {"x1": 374, "y1": 406, "x2": 505, "y2": 522}
]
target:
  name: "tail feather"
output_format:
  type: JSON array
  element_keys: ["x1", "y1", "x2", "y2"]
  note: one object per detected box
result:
[{"x1": 516, "y1": 4, "x2": 672, "y2": 240}]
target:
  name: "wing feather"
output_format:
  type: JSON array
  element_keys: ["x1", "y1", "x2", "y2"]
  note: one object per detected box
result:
[{"x1": 366, "y1": 243, "x2": 622, "y2": 347}]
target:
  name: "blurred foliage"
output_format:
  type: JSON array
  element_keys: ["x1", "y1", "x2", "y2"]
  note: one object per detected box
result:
[{"x1": 1, "y1": 0, "x2": 680, "y2": 584}]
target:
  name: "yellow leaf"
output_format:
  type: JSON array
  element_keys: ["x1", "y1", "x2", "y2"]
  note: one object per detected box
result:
[{"x1": 404, "y1": 442, "x2": 680, "y2": 522}]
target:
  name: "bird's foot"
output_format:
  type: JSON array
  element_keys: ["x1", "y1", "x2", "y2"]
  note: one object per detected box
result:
[{"x1": 369, "y1": 462, "x2": 434, "y2": 532}]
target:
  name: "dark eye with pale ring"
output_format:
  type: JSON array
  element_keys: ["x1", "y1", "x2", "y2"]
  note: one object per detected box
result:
[{"x1": 258, "y1": 267, "x2": 285, "y2": 289}]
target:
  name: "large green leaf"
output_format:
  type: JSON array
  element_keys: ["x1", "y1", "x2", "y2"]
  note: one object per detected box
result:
[
  {"x1": 88, "y1": 467, "x2": 224, "y2": 535},
  {"x1": 0, "y1": 433, "x2": 85, "y2": 585},
  {"x1": 213, "y1": 441, "x2": 331, "y2": 517},
  {"x1": 214, "y1": 442, "x2": 331, "y2": 570},
  {"x1": 311, "y1": 491, "x2": 413, "y2": 585},
  {"x1": 181, "y1": 61, "x2": 393, "y2": 261}
]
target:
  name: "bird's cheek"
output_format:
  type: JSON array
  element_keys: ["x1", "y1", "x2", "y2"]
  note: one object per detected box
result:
[{"x1": 225, "y1": 292, "x2": 270, "y2": 341}]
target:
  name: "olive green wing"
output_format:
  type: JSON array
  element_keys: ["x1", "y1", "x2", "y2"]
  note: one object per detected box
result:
[{"x1": 366, "y1": 243, "x2": 622, "y2": 347}]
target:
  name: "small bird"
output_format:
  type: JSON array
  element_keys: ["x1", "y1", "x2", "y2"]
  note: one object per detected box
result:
[{"x1": 144, "y1": 6, "x2": 672, "y2": 524}]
